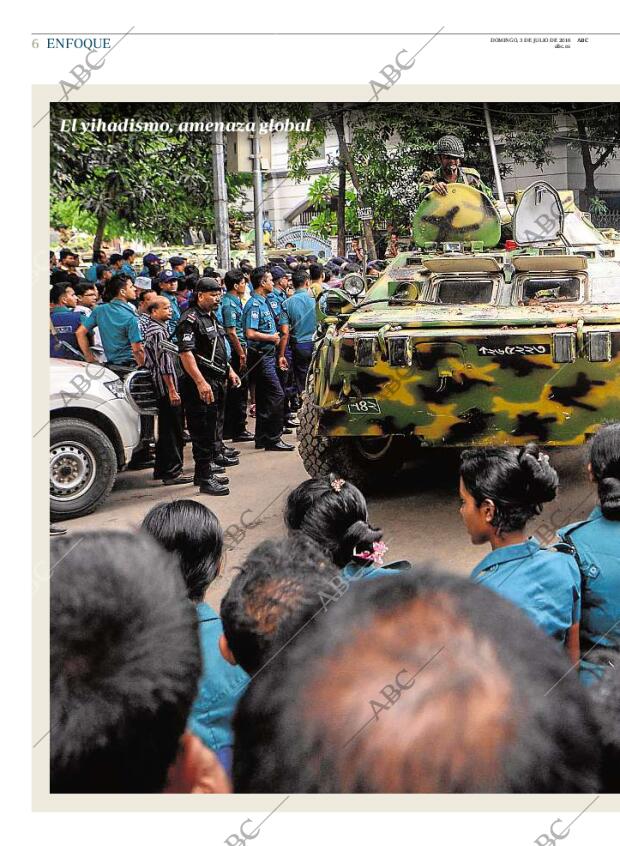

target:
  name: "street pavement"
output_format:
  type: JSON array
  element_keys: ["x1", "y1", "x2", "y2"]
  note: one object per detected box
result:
[{"x1": 64, "y1": 439, "x2": 596, "y2": 611}]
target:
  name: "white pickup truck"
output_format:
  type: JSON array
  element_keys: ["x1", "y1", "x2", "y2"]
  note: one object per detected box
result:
[{"x1": 49, "y1": 360, "x2": 156, "y2": 520}]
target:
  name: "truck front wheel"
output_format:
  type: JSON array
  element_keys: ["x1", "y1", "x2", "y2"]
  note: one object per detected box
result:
[
  {"x1": 297, "y1": 386, "x2": 407, "y2": 491},
  {"x1": 50, "y1": 418, "x2": 118, "y2": 520}
]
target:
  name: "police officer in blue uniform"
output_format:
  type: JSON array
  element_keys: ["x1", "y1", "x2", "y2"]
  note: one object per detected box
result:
[
  {"x1": 242, "y1": 266, "x2": 294, "y2": 451},
  {"x1": 282, "y1": 268, "x2": 317, "y2": 397},
  {"x1": 558, "y1": 423, "x2": 620, "y2": 685},
  {"x1": 176, "y1": 278, "x2": 242, "y2": 496},
  {"x1": 155, "y1": 269, "x2": 182, "y2": 339},
  {"x1": 268, "y1": 266, "x2": 297, "y2": 427},
  {"x1": 221, "y1": 269, "x2": 253, "y2": 442}
]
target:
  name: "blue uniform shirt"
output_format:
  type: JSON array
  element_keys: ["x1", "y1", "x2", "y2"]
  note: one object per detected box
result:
[
  {"x1": 342, "y1": 562, "x2": 402, "y2": 581},
  {"x1": 284, "y1": 288, "x2": 317, "y2": 343},
  {"x1": 214, "y1": 303, "x2": 232, "y2": 360},
  {"x1": 121, "y1": 262, "x2": 136, "y2": 280},
  {"x1": 470, "y1": 538, "x2": 581, "y2": 642},
  {"x1": 84, "y1": 263, "x2": 99, "y2": 283},
  {"x1": 160, "y1": 290, "x2": 181, "y2": 338},
  {"x1": 50, "y1": 310, "x2": 84, "y2": 360},
  {"x1": 243, "y1": 293, "x2": 278, "y2": 354},
  {"x1": 82, "y1": 299, "x2": 142, "y2": 365},
  {"x1": 188, "y1": 602, "x2": 250, "y2": 752},
  {"x1": 558, "y1": 506, "x2": 620, "y2": 684},
  {"x1": 271, "y1": 286, "x2": 287, "y2": 305},
  {"x1": 221, "y1": 292, "x2": 246, "y2": 346},
  {"x1": 267, "y1": 291, "x2": 289, "y2": 327}
]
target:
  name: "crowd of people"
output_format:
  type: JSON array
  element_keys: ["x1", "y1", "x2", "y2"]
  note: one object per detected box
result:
[
  {"x1": 50, "y1": 244, "x2": 379, "y2": 498},
  {"x1": 50, "y1": 427, "x2": 620, "y2": 793}
]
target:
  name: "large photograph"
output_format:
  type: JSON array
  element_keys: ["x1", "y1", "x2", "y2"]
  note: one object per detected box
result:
[{"x1": 47, "y1": 101, "x2": 620, "y2": 795}]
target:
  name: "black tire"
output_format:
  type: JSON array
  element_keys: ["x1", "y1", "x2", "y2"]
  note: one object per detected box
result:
[
  {"x1": 50, "y1": 418, "x2": 118, "y2": 520},
  {"x1": 297, "y1": 379, "x2": 407, "y2": 491}
]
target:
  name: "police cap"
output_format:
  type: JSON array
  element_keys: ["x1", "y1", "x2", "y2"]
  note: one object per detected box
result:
[{"x1": 196, "y1": 277, "x2": 222, "y2": 293}]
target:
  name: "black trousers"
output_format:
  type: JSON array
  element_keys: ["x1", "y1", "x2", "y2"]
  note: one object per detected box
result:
[
  {"x1": 291, "y1": 341, "x2": 314, "y2": 394},
  {"x1": 214, "y1": 379, "x2": 227, "y2": 456},
  {"x1": 180, "y1": 375, "x2": 224, "y2": 483},
  {"x1": 154, "y1": 394, "x2": 185, "y2": 479},
  {"x1": 277, "y1": 347, "x2": 295, "y2": 417},
  {"x1": 223, "y1": 346, "x2": 249, "y2": 438},
  {"x1": 247, "y1": 348, "x2": 284, "y2": 446}
]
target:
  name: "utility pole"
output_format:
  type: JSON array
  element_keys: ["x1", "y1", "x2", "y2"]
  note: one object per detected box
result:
[
  {"x1": 252, "y1": 104, "x2": 265, "y2": 267},
  {"x1": 211, "y1": 104, "x2": 231, "y2": 270},
  {"x1": 483, "y1": 103, "x2": 505, "y2": 203}
]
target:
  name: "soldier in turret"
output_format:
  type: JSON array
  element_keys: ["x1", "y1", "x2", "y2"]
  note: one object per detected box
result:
[{"x1": 419, "y1": 135, "x2": 494, "y2": 200}]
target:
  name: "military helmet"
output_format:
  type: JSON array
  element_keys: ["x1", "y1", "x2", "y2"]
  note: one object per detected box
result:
[{"x1": 435, "y1": 135, "x2": 465, "y2": 159}]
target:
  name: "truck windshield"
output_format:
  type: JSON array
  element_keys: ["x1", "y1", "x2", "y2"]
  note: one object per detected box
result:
[
  {"x1": 434, "y1": 279, "x2": 495, "y2": 304},
  {"x1": 521, "y1": 276, "x2": 581, "y2": 303}
]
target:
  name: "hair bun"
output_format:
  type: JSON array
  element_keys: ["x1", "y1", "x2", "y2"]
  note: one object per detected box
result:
[
  {"x1": 599, "y1": 476, "x2": 620, "y2": 520},
  {"x1": 341, "y1": 520, "x2": 383, "y2": 559},
  {"x1": 518, "y1": 444, "x2": 559, "y2": 504}
]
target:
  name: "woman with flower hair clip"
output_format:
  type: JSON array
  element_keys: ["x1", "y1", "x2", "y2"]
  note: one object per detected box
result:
[
  {"x1": 459, "y1": 443, "x2": 581, "y2": 660},
  {"x1": 284, "y1": 474, "x2": 411, "y2": 580}
]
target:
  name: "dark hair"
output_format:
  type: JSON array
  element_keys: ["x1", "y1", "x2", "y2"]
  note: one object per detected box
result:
[
  {"x1": 184, "y1": 264, "x2": 200, "y2": 283},
  {"x1": 96, "y1": 264, "x2": 111, "y2": 281},
  {"x1": 142, "y1": 500, "x2": 223, "y2": 601},
  {"x1": 138, "y1": 288, "x2": 155, "y2": 303},
  {"x1": 74, "y1": 281, "x2": 97, "y2": 298},
  {"x1": 50, "y1": 281, "x2": 74, "y2": 303},
  {"x1": 233, "y1": 568, "x2": 602, "y2": 793},
  {"x1": 50, "y1": 531, "x2": 200, "y2": 793},
  {"x1": 589, "y1": 423, "x2": 620, "y2": 520},
  {"x1": 102, "y1": 273, "x2": 131, "y2": 302},
  {"x1": 59, "y1": 248, "x2": 75, "y2": 261},
  {"x1": 202, "y1": 267, "x2": 221, "y2": 279},
  {"x1": 177, "y1": 276, "x2": 196, "y2": 294},
  {"x1": 91, "y1": 249, "x2": 106, "y2": 263},
  {"x1": 284, "y1": 475, "x2": 382, "y2": 568},
  {"x1": 323, "y1": 268, "x2": 332, "y2": 283},
  {"x1": 590, "y1": 650, "x2": 620, "y2": 791},
  {"x1": 290, "y1": 269, "x2": 308, "y2": 288},
  {"x1": 220, "y1": 534, "x2": 339, "y2": 675},
  {"x1": 122, "y1": 248, "x2": 135, "y2": 260},
  {"x1": 109, "y1": 253, "x2": 123, "y2": 266},
  {"x1": 224, "y1": 269, "x2": 245, "y2": 291},
  {"x1": 308, "y1": 264, "x2": 323, "y2": 282},
  {"x1": 460, "y1": 444, "x2": 559, "y2": 534},
  {"x1": 250, "y1": 266, "x2": 271, "y2": 288}
]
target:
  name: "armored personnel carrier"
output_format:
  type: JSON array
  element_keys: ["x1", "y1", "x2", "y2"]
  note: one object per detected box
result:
[{"x1": 297, "y1": 182, "x2": 620, "y2": 489}]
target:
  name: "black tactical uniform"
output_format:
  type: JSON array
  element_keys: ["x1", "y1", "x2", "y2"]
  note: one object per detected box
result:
[{"x1": 176, "y1": 302, "x2": 230, "y2": 491}]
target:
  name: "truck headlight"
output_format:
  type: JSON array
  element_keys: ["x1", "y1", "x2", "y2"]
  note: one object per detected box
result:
[
  {"x1": 104, "y1": 378, "x2": 125, "y2": 399},
  {"x1": 355, "y1": 338, "x2": 376, "y2": 367},
  {"x1": 552, "y1": 333, "x2": 576, "y2": 363},
  {"x1": 343, "y1": 273, "x2": 366, "y2": 297}
]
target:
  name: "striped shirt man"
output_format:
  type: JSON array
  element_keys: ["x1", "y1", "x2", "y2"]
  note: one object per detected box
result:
[{"x1": 142, "y1": 315, "x2": 179, "y2": 398}]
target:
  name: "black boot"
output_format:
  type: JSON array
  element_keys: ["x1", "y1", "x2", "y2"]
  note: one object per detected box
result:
[{"x1": 199, "y1": 477, "x2": 230, "y2": 496}]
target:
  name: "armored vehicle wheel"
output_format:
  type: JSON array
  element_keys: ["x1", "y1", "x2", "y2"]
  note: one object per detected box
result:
[{"x1": 297, "y1": 384, "x2": 407, "y2": 491}]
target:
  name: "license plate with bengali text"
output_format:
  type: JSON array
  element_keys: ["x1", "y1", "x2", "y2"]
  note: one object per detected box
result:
[{"x1": 347, "y1": 398, "x2": 381, "y2": 414}]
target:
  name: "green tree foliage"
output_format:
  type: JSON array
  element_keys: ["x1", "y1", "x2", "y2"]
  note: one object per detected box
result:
[
  {"x1": 286, "y1": 102, "x2": 618, "y2": 233},
  {"x1": 50, "y1": 103, "x2": 251, "y2": 248}
]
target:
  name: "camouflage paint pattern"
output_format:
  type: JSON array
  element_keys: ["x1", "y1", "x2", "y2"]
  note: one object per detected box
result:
[
  {"x1": 311, "y1": 256, "x2": 620, "y2": 447},
  {"x1": 412, "y1": 184, "x2": 502, "y2": 248}
]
